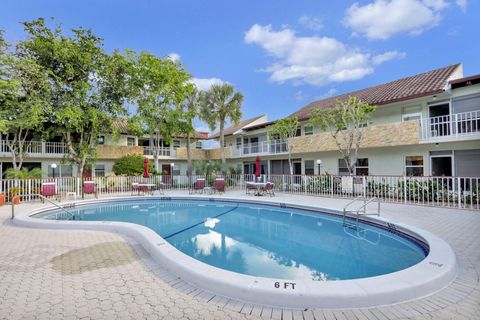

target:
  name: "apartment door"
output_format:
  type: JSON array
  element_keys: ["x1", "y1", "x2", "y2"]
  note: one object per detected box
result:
[
  {"x1": 431, "y1": 156, "x2": 453, "y2": 176},
  {"x1": 162, "y1": 164, "x2": 172, "y2": 183},
  {"x1": 429, "y1": 103, "x2": 450, "y2": 137}
]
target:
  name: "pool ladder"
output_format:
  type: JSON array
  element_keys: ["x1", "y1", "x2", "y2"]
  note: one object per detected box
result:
[{"x1": 342, "y1": 196, "x2": 380, "y2": 229}]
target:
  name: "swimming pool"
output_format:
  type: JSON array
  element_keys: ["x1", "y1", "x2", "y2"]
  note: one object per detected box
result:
[
  {"x1": 37, "y1": 199, "x2": 427, "y2": 281},
  {"x1": 17, "y1": 196, "x2": 457, "y2": 308}
]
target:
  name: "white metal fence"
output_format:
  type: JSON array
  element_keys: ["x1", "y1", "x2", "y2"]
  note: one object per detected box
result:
[{"x1": 0, "y1": 174, "x2": 478, "y2": 209}]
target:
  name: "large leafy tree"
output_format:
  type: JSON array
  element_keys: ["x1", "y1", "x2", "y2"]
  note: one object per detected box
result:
[
  {"x1": 17, "y1": 19, "x2": 134, "y2": 177},
  {"x1": 268, "y1": 117, "x2": 299, "y2": 175},
  {"x1": 199, "y1": 83, "x2": 243, "y2": 165},
  {"x1": 128, "y1": 51, "x2": 193, "y2": 171},
  {"x1": 0, "y1": 30, "x2": 51, "y2": 171},
  {"x1": 309, "y1": 96, "x2": 376, "y2": 175}
]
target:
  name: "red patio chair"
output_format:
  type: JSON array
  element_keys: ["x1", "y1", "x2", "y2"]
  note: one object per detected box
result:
[
  {"x1": 41, "y1": 182, "x2": 57, "y2": 201},
  {"x1": 83, "y1": 181, "x2": 97, "y2": 198},
  {"x1": 214, "y1": 178, "x2": 225, "y2": 194},
  {"x1": 263, "y1": 182, "x2": 275, "y2": 197},
  {"x1": 192, "y1": 179, "x2": 205, "y2": 194}
]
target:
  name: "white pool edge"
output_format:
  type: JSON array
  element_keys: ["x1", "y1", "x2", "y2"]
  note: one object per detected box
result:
[{"x1": 12, "y1": 196, "x2": 457, "y2": 309}]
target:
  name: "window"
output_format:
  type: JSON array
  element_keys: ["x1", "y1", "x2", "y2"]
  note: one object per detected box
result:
[
  {"x1": 236, "y1": 137, "x2": 242, "y2": 149},
  {"x1": 304, "y1": 160, "x2": 315, "y2": 175},
  {"x1": 127, "y1": 137, "x2": 135, "y2": 146},
  {"x1": 402, "y1": 112, "x2": 422, "y2": 122},
  {"x1": 338, "y1": 158, "x2": 369, "y2": 176},
  {"x1": 173, "y1": 140, "x2": 180, "y2": 148},
  {"x1": 195, "y1": 141, "x2": 202, "y2": 149},
  {"x1": 60, "y1": 164, "x2": 73, "y2": 177},
  {"x1": 338, "y1": 159, "x2": 350, "y2": 176},
  {"x1": 97, "y1": 135, "x2": 105, "y2": 145},
  {"x1": 405, "y1": 156, "x2": 424, "y2": 176},
  {"x1": 295, "y1": 127, "x2": 301, "y2": 137},
  {"x1": 355, "y1": 158, "x2": 369, "y2": 176},
  {"x1": 95, "y1": 164, "x2": 105, "y2": 177},
  {"x1": 304, "y1": 125, "x2": 314, "y2": 136}
]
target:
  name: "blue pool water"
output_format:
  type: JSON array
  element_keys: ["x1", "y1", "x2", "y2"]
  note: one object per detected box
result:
[{"x1": 38, "y1": 199, "x2": 427, "y2": 281}]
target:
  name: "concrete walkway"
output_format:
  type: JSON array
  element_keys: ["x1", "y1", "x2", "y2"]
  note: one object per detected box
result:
[{"x1": 0, "y1": 191, "x2": 479, "y2": 320}]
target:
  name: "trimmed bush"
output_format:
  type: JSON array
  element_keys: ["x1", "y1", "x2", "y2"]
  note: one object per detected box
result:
[{"x1": 112, "y1": 154, "x2": 153, "y2": 176}]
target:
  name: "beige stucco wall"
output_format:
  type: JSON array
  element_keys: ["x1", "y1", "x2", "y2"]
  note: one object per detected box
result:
[
  {"x1": 97, "y1": 145, "x2": 144, "y2": 159},
  {"x1": 288, "y1": 120, "x2": 420, "y2": 154},
  {"x1": 175, "y1": 147, "x2": 208, "y2": 161}
]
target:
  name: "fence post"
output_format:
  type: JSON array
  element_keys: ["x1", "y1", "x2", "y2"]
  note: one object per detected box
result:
[
  {"x1": 457, "y1": 177, "x2": 461, "y2": 208},
  {"x1": 363, "y1": 176, "x2": 366, "y2": 198},
  {"x1": 403, "y1": 176, "x2": 407, "y2": 204}
]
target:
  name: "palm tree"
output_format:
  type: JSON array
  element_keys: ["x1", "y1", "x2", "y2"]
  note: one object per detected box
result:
[
  {"x1": 182, "y1": 87, "x2": 201, "y2": 176},
  {"x1": 199, "y1": 83, "x2": 243, "y2": 165}
]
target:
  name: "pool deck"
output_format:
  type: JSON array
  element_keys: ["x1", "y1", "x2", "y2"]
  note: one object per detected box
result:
[{"x1": 0, "y1": 191, "x2": 479, "y2": 320}]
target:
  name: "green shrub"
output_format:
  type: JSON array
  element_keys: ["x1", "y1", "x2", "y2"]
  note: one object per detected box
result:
[{"x1": 112, "y1": 154, "x2": 153, "y2": 176}]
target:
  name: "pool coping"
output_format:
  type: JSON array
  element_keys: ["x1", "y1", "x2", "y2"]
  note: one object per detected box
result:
[{"x1": 12, "y1": 195, "x2": 457, "y2": 309}]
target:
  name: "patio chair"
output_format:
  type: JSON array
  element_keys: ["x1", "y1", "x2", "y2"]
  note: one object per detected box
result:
[
  {"x1": 156, "y1": 182, "x2": 165, "y2": 195},
  {"x1": 246, "y1": 182, "x2": 257, "y2": 195},
  {"x1": 131, "y1": 182, "x2": 139, "y2": 196},
  {"x1": 191, "y1": 178, "x2": 205, "y2": 194},
  {"x1": 214, "y1": 178, "x2": 225, "y2": 194},
  {"x1": 263, "y1": 182, "x2": 275, "y2": 197},
  {"x1": 41, "y1": 182, "x2": 58, "y2": 201},
  {"x1": 83, "y1": 181, "x2": 97, "y2": 198}
]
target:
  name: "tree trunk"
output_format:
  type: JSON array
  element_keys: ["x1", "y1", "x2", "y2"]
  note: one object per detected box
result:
[
  {"x1": 186, "y1": 133, "x2": 192, "y2": 176},
  {"x1": 288, "y1": 147, "x2": 294, "y2": 175},
  {"x1": 219, "y1": 120, "x2": 226, "y2": 165}
]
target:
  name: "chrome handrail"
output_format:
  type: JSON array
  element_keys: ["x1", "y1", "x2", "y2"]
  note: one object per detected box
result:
[
  {"x1": 11, "y1": 193, "x2": 74, "y2": 219},
  {"x1": 343, "y1": 196, "x2": 380, "y2": 226}
]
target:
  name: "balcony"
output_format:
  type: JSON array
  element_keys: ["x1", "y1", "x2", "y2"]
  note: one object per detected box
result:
[
  {"x1": 231, "y1": 140, "x2": 288, "y2": 157},
  {"x1": 143, "y1": 146, "x2": 177, "y2": 158},
  {"x1": 0, "y1": 140, "x2": 66, "y2": 157},
  {"x1": 419, "y1": 110, "x2": 480, "y2": 142}
]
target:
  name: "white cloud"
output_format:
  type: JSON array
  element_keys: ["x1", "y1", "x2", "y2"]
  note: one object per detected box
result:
[
  {"x1": 317, "y1": 88, "x2": 337, "y2": 99},
  {"x1": 190, "y1": 77, "x2": 225, "y2": 91},
  {"x1": 344, "y1": 0, "x2": 448, "y2": 40},
  {"x1": 166, "y1": 52, "x2": 181, "y2": 63},
  {"x1": 456, "y1": 0, "x2": 467, "y2": 11},
  {"x1": 298, "y1": 15, "x2": 323, "y2": 31},
  {"x1": 245, "y1": 24, "x2": 398, "y2": 87},
  {"x1": 372, "y1": 50, "x2": 406, "y2": 65},
  {"x1": 294, "y1": 90, "x2": 309, "y2": 102}
]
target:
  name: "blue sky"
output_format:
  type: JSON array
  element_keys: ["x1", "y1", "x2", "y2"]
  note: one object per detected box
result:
[{"x1": 2, "y1": 0, "x2": 479, "y2": 130}]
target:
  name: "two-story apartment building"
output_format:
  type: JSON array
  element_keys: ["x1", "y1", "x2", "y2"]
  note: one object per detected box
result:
[
  {"x1": 0, "y1": 120, "x2": 209, "y2": 178},
  {"x1": 2, "y1": 63, "x2": 478, "y2": 179},
  {"x1": 212, "y1": 63, "x2": 480, "y2": 177}
]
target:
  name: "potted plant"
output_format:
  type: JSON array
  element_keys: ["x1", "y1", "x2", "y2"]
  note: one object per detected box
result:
[{"x1": 8, "y1": 186, "x2": 23, "y2": 205}]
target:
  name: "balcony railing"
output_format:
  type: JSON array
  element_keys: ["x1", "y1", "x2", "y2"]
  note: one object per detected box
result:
[
  {"x1": 419, "y1": 110, "x2": 480, "y2": 140},
  {"x1": 231, "y1": 140, "x2": 288, "y2": 157},
  {"x1": 143, "y1": 146, "x2": 176, "y2": 158},
  {"x1": 0, "y1": 140, "x2": 66, "y2": 156}
]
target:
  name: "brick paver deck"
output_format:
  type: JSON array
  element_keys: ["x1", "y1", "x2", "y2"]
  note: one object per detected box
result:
[{"x1": 0, "y1": 192, "x2": 479, "y2": 320}]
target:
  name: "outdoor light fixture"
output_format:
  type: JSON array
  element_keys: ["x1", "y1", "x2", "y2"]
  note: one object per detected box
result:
[
  {"x1": 316, "y1": 159, "x2": 322, "y2": 175},
  {"x1": 51, "y1": 163, "x2": 57, "y2": 178}
]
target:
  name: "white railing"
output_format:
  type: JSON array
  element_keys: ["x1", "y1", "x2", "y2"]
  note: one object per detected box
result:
[
  {"x1": 231, "y1": 140, "x2": 288, "y2": 157},
  {"x1": 419, "y1": 110, "x2": 480, "y2": 140},
  {"x1": 0, "y1": 140, "x2": 67, "y2": 156},
  {"x1": 1, "y1": 174, "x2": 478, "y2": 210},
  {"x1": 143, "y1": 146, "x2": 176, "y2": 158}
]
